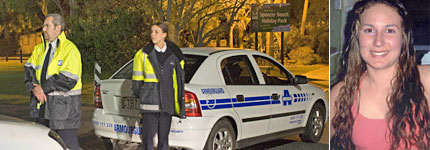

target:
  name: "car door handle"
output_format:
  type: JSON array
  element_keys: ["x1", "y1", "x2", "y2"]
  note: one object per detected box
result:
[
  {"x1": 272, "y1": 93, "x2": 279, "y2": 100},
  {"x1": 236, "y1": 95, "x2": 244, "y2": 102}
]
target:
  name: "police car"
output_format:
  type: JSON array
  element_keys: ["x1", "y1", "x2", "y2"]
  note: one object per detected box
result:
[{"x1": 92, "y1": 47, "x2": 328, "y2": 149}]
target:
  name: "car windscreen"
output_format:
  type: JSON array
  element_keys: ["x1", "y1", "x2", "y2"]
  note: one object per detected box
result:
[{"x1": 111, "y1": 54, "x2": 207, "y2": 83}]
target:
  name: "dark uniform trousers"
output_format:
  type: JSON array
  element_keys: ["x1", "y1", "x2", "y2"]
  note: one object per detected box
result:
[
  {"x1": 140, "y1": 112, "x2": 172, "y2": 150},
  {"x1": 36, "y1": 103, "x2": 80, "y2": 150},
  {"x1": 55, "y1": 129, "x2": 80, "y2": 150},
  {"x1": 36, "y1": 103, "x2": 49, "y2": 126}
]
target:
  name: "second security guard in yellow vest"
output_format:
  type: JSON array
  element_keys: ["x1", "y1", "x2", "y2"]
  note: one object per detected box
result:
[
  {"x1": 132, "y1": 21, "x2": 186, "y2": 150},
  {"x1": 132, "y1": 40, "x2": 186, "y2": 118}
]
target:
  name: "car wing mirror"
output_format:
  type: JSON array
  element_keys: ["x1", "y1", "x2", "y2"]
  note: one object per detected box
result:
[{"x1": 294, "y1": 75, "x2": 308, "y2": 84}]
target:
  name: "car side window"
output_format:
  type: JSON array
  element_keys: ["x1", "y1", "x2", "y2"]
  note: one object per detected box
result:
[
  {"x1": 253, "y1": 55, "x2": 293, "y2": 85},
  {"x1": 221, "y1": 55, "x2": 259, "y2": 85}
]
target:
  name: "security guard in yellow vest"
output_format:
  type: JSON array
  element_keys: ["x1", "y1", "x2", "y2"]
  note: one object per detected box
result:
[
  {"x1": 132, "y1": 22, "x2": 185, "y2": 150},
  {"x1": 24, "y1": 13, "x2": 81, "y2": 150}
]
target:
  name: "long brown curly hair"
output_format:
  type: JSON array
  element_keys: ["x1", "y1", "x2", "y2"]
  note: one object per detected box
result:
[{"x1": 331, "y1": 0, "x2": 430, "y2": 149}]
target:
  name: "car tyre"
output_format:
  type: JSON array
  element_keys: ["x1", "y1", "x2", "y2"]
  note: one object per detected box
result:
[
  {"x1": 300, "y1": 102, "x2": 325, "y2": 142},
  {"x1": 102, "y1": 137, "x2": 113, "y2": 150},
  {"x1": 204, "y1": 119, "x2": 236, "y2": 150}
]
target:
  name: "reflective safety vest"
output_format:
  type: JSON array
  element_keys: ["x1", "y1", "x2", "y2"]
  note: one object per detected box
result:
[
  {"x1": 132, "y1": 51, "x2": 159, "y2": 82},
  {"x1": 25, "y1": 32, "x2": 82, "y2": 95},
  {"x1": 132, "y1": 41, "x2": 185, "y2": 118},
  {"x1": 24, "y1": 32, "x2": 82, "y2": 129}
]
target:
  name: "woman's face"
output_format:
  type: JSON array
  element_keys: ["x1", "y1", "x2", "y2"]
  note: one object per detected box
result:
[
  {"x1": 151, "y1": 25, "x2": 167, "y2": 45},
  {"x1": 358, "y1": 3, "x2": 403, "y2": 70}
]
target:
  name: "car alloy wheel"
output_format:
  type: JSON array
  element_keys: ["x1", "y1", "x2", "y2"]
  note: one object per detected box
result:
[
  {"x1": 312, "y1": 109, "x2": 323, "y2": 136},
  {"x1": 212, "y1": 128, "x2": 233, "y2": 150}
]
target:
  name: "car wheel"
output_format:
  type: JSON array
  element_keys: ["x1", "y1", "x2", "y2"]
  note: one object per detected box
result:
[
  {"x1": 102, "y1": 137, "x2": 113, "y2": 150},
  {"x1": 204, "y1": 119, "x2": 236, "y2": 150},
  {"x1": 300, "y1": 102, "x2": 325, "y2": 142}
]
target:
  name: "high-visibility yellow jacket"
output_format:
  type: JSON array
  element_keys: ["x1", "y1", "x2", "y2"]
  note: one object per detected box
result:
[
  {"x1": 132, "y1": 40, "x2": 186, "y2": 118},
  {"x1": 24, "y1": 32, "x2": 82, "y2": 129}
]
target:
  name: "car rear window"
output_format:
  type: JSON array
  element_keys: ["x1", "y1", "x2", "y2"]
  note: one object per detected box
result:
[
  {"x1": 112, "y1": 61, "x2": 133, "y2": 79},
  {"x1": 112, "y1": 54, "x2": 207, "y2": 83},
  {"x1": 184, "y1": 55, "x2": 207, "y2": 83}
]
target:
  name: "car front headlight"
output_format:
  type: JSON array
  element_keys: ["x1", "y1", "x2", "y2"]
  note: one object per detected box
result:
[{"x1": 48, "y1": 130, "x2": 69, "y2": 150}]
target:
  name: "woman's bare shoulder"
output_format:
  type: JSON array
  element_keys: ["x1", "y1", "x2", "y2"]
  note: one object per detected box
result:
[
  {"x1": 330, "y1": 81, "x2": 344, "y2": 138},
  {"x1": 418, "y1": 65, "x2": 430, "y2": 105},
  {"x1": 418, "y1": 65, "x2": 430, "y2": 85},
  {"x1": 331, "y1": 81, "x2": 344, "y2": 101},
  {"x1": 418, "y1": 65, "x2": 430, "y2": 76}
]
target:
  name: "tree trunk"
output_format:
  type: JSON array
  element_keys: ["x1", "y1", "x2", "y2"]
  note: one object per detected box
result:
[
  {"x1": 259, "y1": 32, "x2": 263, "y2": 52},
  {"x1": 300, "y1": 0, "x2": 309, "y2": 35},
  {"x1": 270, "y1": 32, "x2": 274, "y2": 57},
  {"x1": 41, "y1": 0, "x2": 47, "y2": 16},
  {"x1": 229, "y1": 23, "x2": 236, "y2": 48},
  {"x1": 54, "y1": 0, "x2": 64, "y2": 17},
  {"x1": 265, "y1": 32, "x2": 270, "y2": 55},
  {"x1": 69, "y1": 0, "x2": 74, "y2": 20},
  {"x1": 158, "y1": 0, "x2": 164, "y2": 21},
  {"x1": 166, "y1": 0, "x2": 172, "y2": 22},
  {"x1": 216, "y1": 35, "x2": 220, "y2": 47},
  {"x1": 239, "y1": 28, "x2": 243, "y2": 49},
  {"x1": 68, "y1": 0, "x2": 75, "y2": 32}
]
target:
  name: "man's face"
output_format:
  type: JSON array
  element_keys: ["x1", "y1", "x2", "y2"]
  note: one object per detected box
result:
[{"x1": 42, "y1": 17, "x2": 61, "y2": 42}]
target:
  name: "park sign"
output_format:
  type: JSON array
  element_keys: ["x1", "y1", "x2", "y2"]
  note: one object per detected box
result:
[{"x1": 251, "y1": 3, "x2": 291, "y2": 32}]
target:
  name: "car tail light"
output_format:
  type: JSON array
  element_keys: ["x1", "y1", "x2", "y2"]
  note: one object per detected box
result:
[
  {"x1": 94, "y1": 84, "x2": 103, "y2": 108},
  {"x1": 185, "y1": 90, "x2": 202, "y2": 117}
]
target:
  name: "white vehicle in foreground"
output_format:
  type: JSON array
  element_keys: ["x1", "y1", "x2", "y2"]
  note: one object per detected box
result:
[
  {"x1": 0, "y1": 114, "x2": 68, "y2": 150},
  {"x1": 92, "y1": 47, "x2": 328, "y2": 149}
]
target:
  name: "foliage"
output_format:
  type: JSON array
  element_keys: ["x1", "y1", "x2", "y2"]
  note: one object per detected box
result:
[
  {"x1": 287, "y1": 0, "x2": 329, "y2": 25},
  {"x1": 241, "y1": 0, "x2": 329, "y2": 64},
  {"x1": 288, "y1": 46, "x2": 319, "y2": 65},
  {"x1": 0, "y1": 35, "x2": 20, "y2": 56},
  {"x1": 307, "y1": 21, "x2": 329, "y2": 63},
  {"x1": 148, "y1": 0, "x2": 247, "y2": 47},
  {"x1": 68, "y1": 0, "x2": 152, "y2": 74},
  {"x1": 0, "y1": 0, "x2": 43, "y2": 56},
  {"x1": 2, "y1": 0, "x2": 329, "y2": 72}
]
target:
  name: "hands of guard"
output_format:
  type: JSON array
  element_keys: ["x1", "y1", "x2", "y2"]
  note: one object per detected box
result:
[{"x1": 32, "y1": 83, "x2": 47, "y2": 104}]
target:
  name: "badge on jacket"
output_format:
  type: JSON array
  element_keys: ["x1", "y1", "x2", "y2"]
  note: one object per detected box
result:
[{"x1": 58, "y1": 60, "x2": 63, "y2": 66}]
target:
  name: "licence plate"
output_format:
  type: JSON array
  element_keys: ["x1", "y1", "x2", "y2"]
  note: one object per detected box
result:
[{"x1": 121, "y1": 97, "x2": 138, "y2": 109}]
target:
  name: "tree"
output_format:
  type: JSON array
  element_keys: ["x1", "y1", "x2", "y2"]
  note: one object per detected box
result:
[
  {"x1": 229, "y1": 4, "x2": 251, "y2": 48},
  {"x1": 288, "y1": 46, "x2": 319, "y2": 65},
  {"x1": 0, "y1": 0, "x2": 44, "y2": 56},
  {"x1": 148, "y1": 0, "x2": 247, "y2": 47},
  {"x1": 68, "y1": 0, "x2": 153, "y2": 72}
]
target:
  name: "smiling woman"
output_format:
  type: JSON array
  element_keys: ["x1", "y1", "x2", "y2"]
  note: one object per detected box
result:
[
  {"x1": 330, "y1": 0, "x2": 430, "y2": 149},
  {"x1": 358, "y1": 3, "x2": 403, "y2": 71}
]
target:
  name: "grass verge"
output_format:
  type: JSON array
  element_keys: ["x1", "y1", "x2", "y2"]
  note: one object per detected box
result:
[
  {"x1": 286, "y1": 64, "x2": 327, "y2": 75},
  {"x1": 0, "y1": 61, "x2": 95, "y2": 106}
]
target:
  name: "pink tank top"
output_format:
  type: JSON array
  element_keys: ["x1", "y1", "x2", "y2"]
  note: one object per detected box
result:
[
  {"x1": 351, "y1": 103, "x2": 390, "y2": 149},
  {"x1": 351, "y1": 73, "x2": 391, "y2": 150}
]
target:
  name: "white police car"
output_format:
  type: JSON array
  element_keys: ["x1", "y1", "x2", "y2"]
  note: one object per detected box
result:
[
  {"x1": 0, "y1": 114, "x2": 69, "y2": 150},
  {"x1": 92, "y1": 47, "x2": 328, "y2": 149}
]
